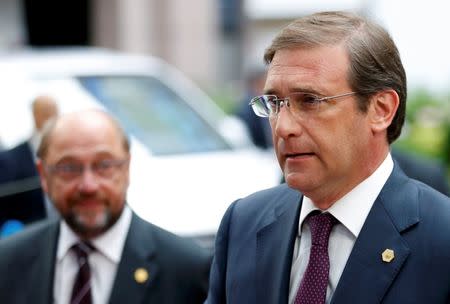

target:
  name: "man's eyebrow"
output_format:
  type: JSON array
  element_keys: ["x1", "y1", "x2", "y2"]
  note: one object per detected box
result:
[
  {"x1": 290, "y1": 86, "x2": 320, "y2": 94},
  {"x1": 262, "y1": 89, "x2": 278, "y2": 95},
  {"x1": 263, "y1": 87, "x2": 320, "y2": 96},
  {"x1": 53, "y1": 156, "x2": 78, "y2": 165}
]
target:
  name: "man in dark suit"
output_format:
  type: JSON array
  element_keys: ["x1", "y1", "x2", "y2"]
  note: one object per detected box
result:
[
  {"x1": 0, "y1": 110, "x2": 210, "y2": 303},
  {"x1": 235, "y1": 68, "x2": 272, "y2": 149},
  {"x1": 0, "y1": 95, "x2": 59, "y2": 234},
  {"x1": 392, "y1": 149, "x2": 449, "y2": 196},
  {"x1": 0, "y1": 141, "x2": 45, "y2": 226},
  {"x1": 206, "y1": 11, "x2": 450, "y2": 304}
]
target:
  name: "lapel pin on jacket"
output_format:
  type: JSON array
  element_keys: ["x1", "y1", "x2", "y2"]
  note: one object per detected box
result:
[
  {"x1": 382, "y1": 249, "x2": 395, "y2": 262},
  {"x1": 134, "y1": 267, "x2": 149, "y2": 283}
]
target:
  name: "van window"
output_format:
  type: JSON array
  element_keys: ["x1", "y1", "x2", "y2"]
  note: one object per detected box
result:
[{"x1": 78, "y1": 76, "x2": 231, "y2": 155}]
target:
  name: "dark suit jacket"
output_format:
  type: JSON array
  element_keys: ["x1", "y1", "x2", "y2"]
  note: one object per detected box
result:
[
  {"x1": 0, "y1": 212, "x2": 211, "y2": 303},
  {"x1": 0, "y1": 141, "x2": 46, "y2": 227},
  {"x1": 235, "y1": 96, "x2": 272, "y2": 149},
  {"x1": 206, "y1": 165, "x2": 450, "y2": 303}
]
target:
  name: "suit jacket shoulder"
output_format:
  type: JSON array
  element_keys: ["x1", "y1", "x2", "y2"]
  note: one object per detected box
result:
[
  {"x1": 229, "y1": 184, "x2": 300, "y2": 226},
  {"x1": 109, "y1": 213, "x2": 212, "y2": 304},
  {"x1": 0, "y1": 141, "x2": 36, "y2": 182},
  {"x1": 0, "y1": 141, "x2": 45, "y2": 227},
  {"x1": 0, "y1": 219, "x2": 59, "y2": 304},
  {"x1": 207, "y1": 184, "x2": 302, "y2": 304},
  {"x1": 332, "y1": 165, "x2": 450, "y2": 304}
]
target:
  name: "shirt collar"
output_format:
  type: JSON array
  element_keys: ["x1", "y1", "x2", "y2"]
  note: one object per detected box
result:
[
  {"x1": 299, "y1": 153, "x2": 393, "y2": 238},
  {"x1": 57, "y1": 205, "x2": 132, "y2": 263}
]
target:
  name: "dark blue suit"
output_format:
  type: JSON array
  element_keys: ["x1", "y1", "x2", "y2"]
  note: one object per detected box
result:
[
  {"x1": 0, "y1": 142, "x2": 46, "y2": 229},
  {"x1": 206, "y1": 164, "x2": 450, "y2": 303}
]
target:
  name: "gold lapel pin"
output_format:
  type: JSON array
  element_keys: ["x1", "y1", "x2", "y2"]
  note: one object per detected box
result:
[
  {"x1": 134, "y1": 267, "x2": 149, "y2": 284},
  {"x1": 381, "y1": 249, "x2": 395, "y2": 263}
]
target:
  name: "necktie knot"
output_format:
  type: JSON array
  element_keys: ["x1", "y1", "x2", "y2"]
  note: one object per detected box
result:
[
  {"x1": 308, "y1": 212, "x2": 338, "y2": 247},
  {"x1": 72, "y1": 242, "x2": 95, "y2": 263}
]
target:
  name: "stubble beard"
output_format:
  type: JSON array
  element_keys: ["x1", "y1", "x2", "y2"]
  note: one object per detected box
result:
[{"x1": 66, "y1": 206, "x2": 112, "y2": 239}]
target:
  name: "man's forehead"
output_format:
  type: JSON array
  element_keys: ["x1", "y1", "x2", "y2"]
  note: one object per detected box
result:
[
  {"x1": 56, "y1": 110, "x2": 111, "y2": 126},
  {"x1": 47, "y1": 113, "x2": 124, "y2": 154},
  {"x1": 269, "y1": 45, "x2": 348, "y2": 71},
  {"x1": 46, "y1": 138, "x2": 126, "y2": 163},
  {"x1": 265, "y1": 45, "x2": 350, "y2": 92}
]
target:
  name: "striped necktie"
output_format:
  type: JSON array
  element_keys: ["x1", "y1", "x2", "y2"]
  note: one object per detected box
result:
[{"x1": 70, "y1": 242, "x2": 95, "y2": 304}]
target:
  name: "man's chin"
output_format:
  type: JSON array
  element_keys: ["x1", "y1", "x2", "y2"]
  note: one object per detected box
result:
[
  {"x1": 284, "y1": 172, "x2": 316, "y2": 192},
  {"x1": 67, "y1": 212, "x2": 111, "y2": 239}
]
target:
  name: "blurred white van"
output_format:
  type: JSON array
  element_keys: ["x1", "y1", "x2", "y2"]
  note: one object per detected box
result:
[{"x1": 0, "y1": 48, "x2": 280, "y2": 247}]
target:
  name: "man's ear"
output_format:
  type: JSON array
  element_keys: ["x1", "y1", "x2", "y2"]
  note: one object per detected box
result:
[
  {"x1": 125, "y1": 154, "x2": 131, "y2": 188},
  {"x1": 368, "y1": 89, "x2": 399, "y2": 134},
  {"x1": 36, "y1": 159, "x2": 49, "y2": 193}
]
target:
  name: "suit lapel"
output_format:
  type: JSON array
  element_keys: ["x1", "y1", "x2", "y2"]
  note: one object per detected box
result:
[
  {"x1": 109, "y1": 213, "x2": 158, "y2": 304},
  {"x1": 331, "y1": 166, "x2": 419, "y2": 304},
  {"x1": 25, "y1": 221, "x2": 59, "y2": 304},
  {"x1": 256, "y1": 187, "x2": 302, "y2": 304}
]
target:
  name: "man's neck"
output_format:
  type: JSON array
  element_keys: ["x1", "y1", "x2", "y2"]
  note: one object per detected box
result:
[{"x1": 309, "y1": 147, "x2": 390, "y2": 209}]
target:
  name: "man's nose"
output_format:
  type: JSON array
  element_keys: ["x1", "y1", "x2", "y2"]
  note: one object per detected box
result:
[
  {"x1": 273, "y1": 105, "x2": 303, "y2": 139},
  {"x1": 77, "y1": 167, "x2": 100, "y2": 193}
]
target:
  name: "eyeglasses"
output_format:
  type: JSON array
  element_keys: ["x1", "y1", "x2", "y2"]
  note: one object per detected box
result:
[
  {"x1": 45, "y1": 158, "x2": 129, "y2": 180},
  {"x1": 249, "y1": 91, "x2": 357, "y2": 118}
]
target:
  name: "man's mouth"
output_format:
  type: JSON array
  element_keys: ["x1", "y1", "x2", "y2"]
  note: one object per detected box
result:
[{"x1": 286, "y1": 152, "x2": 315, "y2": 158}]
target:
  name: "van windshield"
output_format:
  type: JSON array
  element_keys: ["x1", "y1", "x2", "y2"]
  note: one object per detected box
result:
[{"x1": 78, "y1": 76, "x2": 231, "y2": 155}]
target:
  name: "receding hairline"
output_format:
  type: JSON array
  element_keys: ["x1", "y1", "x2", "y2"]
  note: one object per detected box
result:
[
  {"x1": 37, "y1": 109, "x2": 130, "y2": 159},
  {"x1": 263, "y1": 11, "x2": 367, "y2": 64}
]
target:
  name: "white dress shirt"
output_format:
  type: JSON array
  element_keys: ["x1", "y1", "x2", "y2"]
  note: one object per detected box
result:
[
  {"x1": 288, "y1": 153, "x2": 394, "y2": 304},
  {"x1": 53, "y1": 206, "x2": 132, "y2": 304}
]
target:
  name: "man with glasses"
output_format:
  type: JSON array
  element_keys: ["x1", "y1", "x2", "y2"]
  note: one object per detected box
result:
[
  {"x1": 0, "y1": 110, "x2": 211, "y2": 303},
  {"x1": 206, "y1": 11, "x2": 450, "y2": 304}
]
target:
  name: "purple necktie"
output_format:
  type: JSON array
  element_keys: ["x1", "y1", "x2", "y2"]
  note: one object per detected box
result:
[
  {"x1": 70, "y1": 242, "x2": 95, "y2": 304},
  {"x1": 295, "y1": 212, "x2": 337, "y2": 304}
]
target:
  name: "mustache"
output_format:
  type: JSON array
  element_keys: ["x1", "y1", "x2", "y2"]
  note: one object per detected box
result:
[{"x1": 68, "y1": 192, "x2": 106, "y2": 204}]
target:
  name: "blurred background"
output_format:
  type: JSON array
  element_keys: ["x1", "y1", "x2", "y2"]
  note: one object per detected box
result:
[
  {"x1": 0, "y1": 0, "x2": 448, "y2": 241},
  {"x1": 2, "y1": 0, "x2": 447, "y2": 173},
  {"x1": 1, "y1": 0, "x2": 449, "y2": 165}
]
